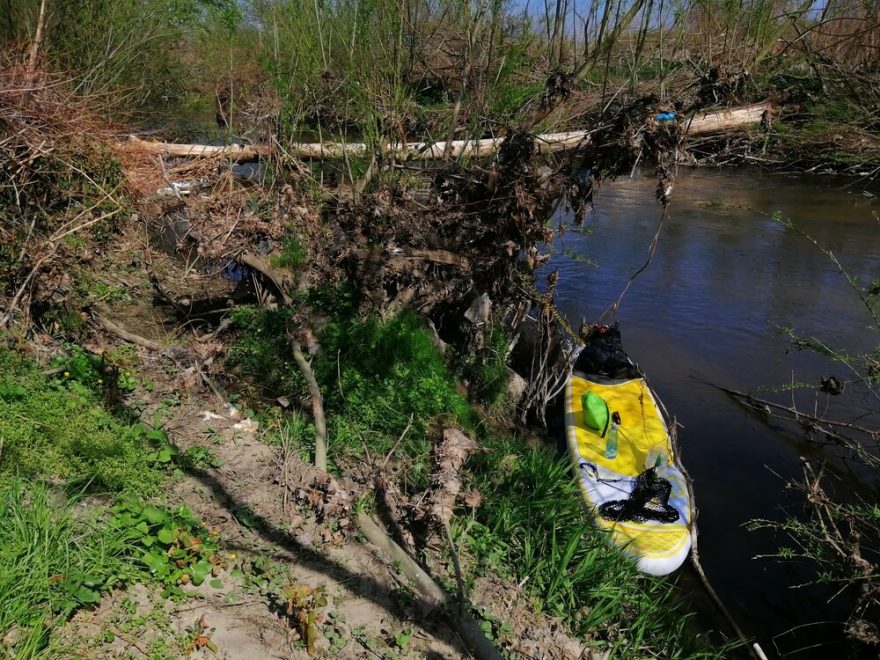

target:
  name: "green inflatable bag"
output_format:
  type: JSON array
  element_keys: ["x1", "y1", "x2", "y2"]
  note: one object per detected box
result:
[{"x1": 582, "y1": 391, "x2": 609, "y2": 437}]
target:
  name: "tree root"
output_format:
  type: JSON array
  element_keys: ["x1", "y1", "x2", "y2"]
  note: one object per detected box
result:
[
  {"x1": 238, "y1": 253, "x2": 292, "y2": 307},
  {"x1": 94, "y1": 314, "x2": 162, "y2": 351},
  {"x1": 355, "y1": 511, "x2": 503, "y2": 660}
]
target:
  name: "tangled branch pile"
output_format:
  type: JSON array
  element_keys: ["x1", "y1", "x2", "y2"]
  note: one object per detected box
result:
[{"x1": 0, "y1": 57, "x2": 125, "y2": 330}]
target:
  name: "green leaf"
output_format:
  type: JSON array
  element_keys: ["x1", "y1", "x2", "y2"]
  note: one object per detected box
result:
[
  {"x1": 76, "y1": 585, "x2": 102, "y2": 604},
  {"x1": 142, "y1": 550, "x2": 167, "y2": 574},
  {"x1": 209, "y1": 578, "x2": 223, "y2": 589},
  {"x1": 157, "y1": 526, "x2": 176, "y2": 545},
  {"x1": 81, "y1": 574, "x2": 103, "y2": 587},
  {"x1": 109, "y1": 512, "x2": 135, "y2": 527},
  {"x1": 142, "y1": 506, "x2": 168, "y2": 524},
  {"x1": 161, "y1": 585, "x2": 185, "y2": 600},
  {"x1": 393, "y1": 628, "x2": 412, "y2": 649},
  {"x1": 145, "y1": 428, "x2": 168, "y2": 442},
  {"x1": 156, "y1": 444, "x2": 178, "y2": 463},
  {"x1": 190, "y1": 560, "x2": 213, "y2": 586},
  {"x1": 233, "y1": 506, "x2": 259, "y2": 528}
]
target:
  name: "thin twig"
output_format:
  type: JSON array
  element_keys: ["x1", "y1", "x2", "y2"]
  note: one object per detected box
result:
[
  {"x1": 77, "y1": 620, "x2": 148, "y2": 656},
  {"x1": 717, "y1": 385, "x2": 880, "y2": 466},
  {"x1": 442, "y1": 520, "x2": 467, "y2": 613},
  {"x1": 381, "y1": 415, "x2": 413, "y2": 469},
  {"x1": 0, "y1": 253, "x2": 51, "y2": 328},
  {"x1": 173, "y1": 598, "x2": 268, "y2": 615},
  {"x1": 599, "y1": 197, "x2": 669, "y2": 324},
  {"x1": 193, "y1": 361, "x2": 227, "y2": 408},
  {"x1": 667, "y1": 418, "x2": 767, "y2": 660}
]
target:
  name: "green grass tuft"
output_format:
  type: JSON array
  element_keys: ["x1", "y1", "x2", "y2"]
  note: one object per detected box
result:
[
  {"x1": 317, "y1": 312, "x2": 475, "y2": 487},
  {"x1": 458, "y1": 325, "x2": 512, "y2": 405},
  {"x1": 319, "y1": 312, "x2": 474, "y2": 435},
  {"x1": 0, "y1": 479, "x2": 145, "y2": 659},
  {"x1": 228, "y1": 307, "x2": 473, "y2": 487},
  {"x1": 465, "y1": 438, "x2": 714, "y2": 657},
  {"x1": 270, "y1": 234, "x2": 308, "y2": 271},
  {"x1": 226, "y1": 306, "x2": 303, "y2": 399}
]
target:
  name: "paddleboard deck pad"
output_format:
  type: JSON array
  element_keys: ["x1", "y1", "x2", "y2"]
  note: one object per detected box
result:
[{"x1": 564, "y1": 325, "x2": 692, "y2": 576}]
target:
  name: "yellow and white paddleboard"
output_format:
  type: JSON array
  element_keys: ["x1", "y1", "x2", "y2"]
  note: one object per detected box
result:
[{"x1": 565, "y1": 372, "x2": 692, "y2": 576}]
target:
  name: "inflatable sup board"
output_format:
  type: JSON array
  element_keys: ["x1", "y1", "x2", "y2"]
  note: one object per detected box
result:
[{"x1": 563, "y1": 325, "x2": 692, "y2": 576}]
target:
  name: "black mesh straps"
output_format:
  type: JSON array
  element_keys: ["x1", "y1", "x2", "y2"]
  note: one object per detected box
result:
[{"x1": 598, "y1": 468, "x2": 680, "y2": 524}]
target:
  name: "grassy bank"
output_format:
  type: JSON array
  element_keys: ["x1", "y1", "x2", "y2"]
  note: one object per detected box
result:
[
  {"x1": 0, "y1": 346, "x2": 167, "y2": 494},
  {"x1": 0, "y1": 346, "x2": 225, "y2": 657},
  {"x1": 0, "y1": 478, "x2": 141, "y2": 657},
  {"x1": 0, "y1": 305, "x2": 716, "y2": 658},
  {"x1": 226, "y1": 306, "x2": 717, "y2": 656}
]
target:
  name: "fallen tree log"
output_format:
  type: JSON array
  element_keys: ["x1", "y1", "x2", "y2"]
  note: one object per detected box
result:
[
  {"x1": 116, "y1": 131, "x2": 590, "y2": 162},
  {"x1": 685, "y1": 103, "x2": 770, "y2": 136},
  {"x1": 117, "y1": 136, "x2": 270, "y2": 161},
  {"x1": 116, "y1": 102, "x2": 771, "y2": 163}
]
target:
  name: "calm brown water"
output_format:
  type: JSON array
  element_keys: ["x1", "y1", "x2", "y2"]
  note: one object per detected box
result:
[{"x1": 546, "y1": 168, "x2": 879, "y2": 658}]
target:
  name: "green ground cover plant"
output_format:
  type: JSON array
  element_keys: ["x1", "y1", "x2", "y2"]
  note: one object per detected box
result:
[
  {"x1": 315, "y1": 312, "x2": 475, "y2": 487},
  {"x1": 269, "y1": 234, "x2": 307, "y2": 271},
  {"x1": 0, "y1": 345, "x2": 168, "y2": 494},
  {"x1": 226, "y1": 306, "x2": 302, "y2": 399},
  {"x1": 318, "y1": 311, "x2": 474, "y2": 435},
  {"x1": 0, "y1": 481, "x2": 227, "y2": 658},
  {"x1": 108, "y1": 500, "x2": 228, "y2": 599},
  {"x1": 0, "y1": 339, "x2": 231, "y2": 656},
  {"x1": 457, "y1": 324, "x2": 512, "y2": 406},
  {"x1": 228, "y1": 308, "x2": 474, "y2": 485}
]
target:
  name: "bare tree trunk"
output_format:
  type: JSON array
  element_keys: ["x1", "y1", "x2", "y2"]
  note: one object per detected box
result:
[
  {"x1": 291, "y1": 336, "x2": 327, "y2": 472},
  {"x1": 118, "y1": 102, "x2": 771, "y2": 163},
  {"x1": 550, "y1": 0, "x2": 568, "y2": 68},
  {"x1": 23, "y1": 0, "x2": 48, "y2": 103}
]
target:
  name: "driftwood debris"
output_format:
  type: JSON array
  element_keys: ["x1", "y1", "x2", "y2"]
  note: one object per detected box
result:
[
  {"x1": 685, "y1": 103, "x2": 770, "y2": 135},
  {"x1": 94, "y1": 314, "x2": 162, "y2": 352},
  {"x1": 116, "y1": 102, "x2": 771, "y2": 163},
  {"x1": 118, "y1": 136, "x2": 270, "y2": 162}
]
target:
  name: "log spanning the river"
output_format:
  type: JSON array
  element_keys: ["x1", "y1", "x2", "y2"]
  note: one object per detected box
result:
[
  {"x1": 117, "y1": 102, "x2": 770, "y2": 163},
  {"x1": 684, "y1": 102, "x2": 770, "y2": 136}
]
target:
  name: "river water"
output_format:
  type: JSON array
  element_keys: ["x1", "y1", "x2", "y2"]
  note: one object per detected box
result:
[{"x1": 544, "y1": 168, "x2": 879, "y2": 657}]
